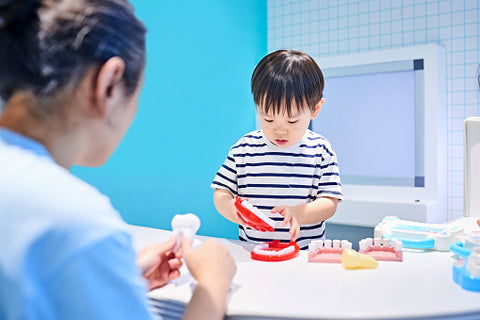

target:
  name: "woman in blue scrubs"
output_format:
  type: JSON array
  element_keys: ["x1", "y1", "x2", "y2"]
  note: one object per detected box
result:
[{"x1": 0, "y1": 1, "x2": 236, "y2": 319}]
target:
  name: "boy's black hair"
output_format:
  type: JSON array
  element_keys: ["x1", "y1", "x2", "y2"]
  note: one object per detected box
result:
[{"x1": 251, "y1": 49, "x2": 324, "y2": 116}]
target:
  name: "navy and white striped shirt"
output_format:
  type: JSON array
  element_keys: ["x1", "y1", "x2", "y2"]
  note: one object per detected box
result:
[{"x1": 211, "y1": 129, "x2": 343, "y2": 249}]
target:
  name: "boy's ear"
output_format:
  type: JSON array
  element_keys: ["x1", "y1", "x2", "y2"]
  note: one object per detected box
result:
[{"x1": 311, "y1": 98, "x2": 325, "y2": 119}]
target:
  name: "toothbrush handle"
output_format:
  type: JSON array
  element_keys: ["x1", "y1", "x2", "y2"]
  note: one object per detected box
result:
[
  {"x1": 398, "y1": 237, "x2": 435, "y2": 249},
  {"x1": 384, "y1": 234, "x2": 435, "y2": 249}
]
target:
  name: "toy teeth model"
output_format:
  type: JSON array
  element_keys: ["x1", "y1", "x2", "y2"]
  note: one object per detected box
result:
[
  {"x1": 450, "y1": 231, "x2": 480, "y2": 259},
  {"x1": 308, "y1": 239, "x2": 352, "y2": 263},
  {"x1": 374, "y1": 216, "x2": 463, "y2": 251},
  {"x1": 453, "y1": 247, "x2": 480, "y2": 292},
  {"x1": 171, "y1": 213, "x2": 201, "y2": 253},
  {"x1": 234, "y1": 196, "x2": 275, "y2": 232},
  {"x1": 250, "y1": 240, "x2": 300, "y2": 262},
  {"x1": 359, "y1": 238, "x2": 403, "y2": 261}
]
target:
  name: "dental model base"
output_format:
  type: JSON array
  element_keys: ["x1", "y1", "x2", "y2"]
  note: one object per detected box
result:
[
  {"x1": 341, "y1": 249, "x2": 379, "y2": 269},
  {"x1": 171, "y1": 213, "x2": 201, "y2": 253},
  {"x1": 450, "y1": 231, "x2": 480, "y2": 259},
  {"x1": 308, "y1": 239, "x2": 352, "y2": 263},
  {"x1": 453, "y1": 247, "x2": 480, "y2": 292},
  {"x1": 359, "y1": 238, "x2": 403, "y2": 261},
  {"x1": 251, "y1": 240, "x2": 300, "y2": 262},
  {"x1": 374, "y1": 216, "x2": 463, "y2": 251},
  {"x1": 234, "y1": 196, "x2": 275, "y2": 232}
]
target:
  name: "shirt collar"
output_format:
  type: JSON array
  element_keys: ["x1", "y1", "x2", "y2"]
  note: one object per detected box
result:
[
  {"x1": 260, "y1": 129, "x2": 309, "y2": 151},
  {"x1": 0, "y1": 128, "x2": 53, "y2": 159}
]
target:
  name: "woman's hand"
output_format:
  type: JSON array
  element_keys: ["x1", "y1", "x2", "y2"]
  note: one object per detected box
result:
[
  {"x1": 136, "y1": 235, "x2": 183, "y2": 290},
  {"x1": 180, "y1": 238, "x2": 236, "y2": 320}
]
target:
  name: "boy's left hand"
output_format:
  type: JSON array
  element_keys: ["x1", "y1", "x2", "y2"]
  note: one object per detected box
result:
[{"x1": 271, "y1": 205, "x2": 304, "y2": 241}]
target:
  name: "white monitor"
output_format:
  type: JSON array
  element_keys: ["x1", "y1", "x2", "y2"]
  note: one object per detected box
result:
[
  {"x1": 464, "y1": 117, "x2": 480, "y2": 217},
  {"x1": 312, "y1": 45, "x2": 447, "y2": 226}
]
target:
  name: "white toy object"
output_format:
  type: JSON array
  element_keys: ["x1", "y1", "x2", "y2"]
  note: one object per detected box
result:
[
  {"x1": 374, "y1": 216, "x2": 463, "y2": 251},
  {"x1": 453, "y1": 247, "x2": 480, "y2": 292},
  {"x1": 171, "y1": 213, "x2": 201, "y2": 253},
  {"x1": 234, "y1": 196, "x2": 275, "y2": 232},
  {"x1": 307, "y1": 239, "x2": 352, "y2": 263},
  {"x1": 359, "y1": 238, "x2": 403, "y2": 261}
]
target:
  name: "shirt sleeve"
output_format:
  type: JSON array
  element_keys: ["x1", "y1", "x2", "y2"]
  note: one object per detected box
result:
[
  {"x1": 210, "y1": 147, "x2": 238, "y2": 196},
  {"x1": 316, "y1": 144, "x2": 344, "y2": 201},
  {"x1": 47, "y1": 232, "x2": 156, "y2": 320}
]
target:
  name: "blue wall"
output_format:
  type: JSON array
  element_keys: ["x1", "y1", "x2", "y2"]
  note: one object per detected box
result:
[{"x1": 72, "y1": 1, "x2": 267, "y2": 239}]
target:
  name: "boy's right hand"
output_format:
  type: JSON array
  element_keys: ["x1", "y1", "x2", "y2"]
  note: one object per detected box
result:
[
  {"x1": 181, "y1": 238, "x2": 236, "y2": 292},
  {"x1": 213, "y1": 189, "x2": 247, "y2": 226},
  {"x1": 230, "y1": 197, "x2": 249, "y2": 226}
]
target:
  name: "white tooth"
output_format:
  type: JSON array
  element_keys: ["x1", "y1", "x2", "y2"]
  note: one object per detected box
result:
[
  {"x1": 333, "y1": 240, "x2": 340, "y2": 249},
  {"x1": 466, "y1": 248, "x2": 480, "y2": 277},
  {"x1": 314, "y1": 240, "x2": 323, "y2": 250},
  {"x1": 341, "y1": 240, "x2": 351, "y2": 249},
  {"x1": 254, "y1": 244, "x2": 294, "y2": 256},
  {"x1": 392, "y1": 239, "x2": 402, "y2": 251},
  {"x1": 374, "y1": 238, "x2": 382, "y2": 247},
  {"x1": 253, "y1": 243, "x2": 269, "y2": 255},
  {"x1": 308, "y1": 243, "x2": 316, "y2": 252},
  {"x1": 381, "y1": 239, "x2": 390, "y2": 247},
  {"x1": 242, "y1": 200, "x2": 253, "y2": 210},
  {"x1": 324, "y1": 239, "x2": 332, "y2": 248},
  {"x1": 241, "y1": 199, "x2": 275, "y2": 229},
  {"x1": 365, "y1": 238, "x2": 373, "y2": 248},
  {"x1": 171, "y1": 213, "x2": 201, "y2": 253},
  {"x1": 359, "y1": 239, "x2": 367, "y2": 251},
  {"x1": 276, "y1": 245, "x2": 295, "y2": 255}
]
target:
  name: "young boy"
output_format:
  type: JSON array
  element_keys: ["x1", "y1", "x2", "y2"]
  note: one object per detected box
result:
[{"x1": 211, "y1": 49, "x2": 343, "y2": 249}]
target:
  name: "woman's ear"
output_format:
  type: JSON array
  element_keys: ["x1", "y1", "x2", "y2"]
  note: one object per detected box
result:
[
  {"x1": 93, "y1": 57, "x2": 126, "y2": 118},
  {"x1": 311, "y1": 98, "x2": 325, "y2": 119}
]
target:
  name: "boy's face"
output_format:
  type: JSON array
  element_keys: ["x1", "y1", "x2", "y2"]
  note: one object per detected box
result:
[{"x1": 258, "y1": 100, "x2": 323, "y2": 148}]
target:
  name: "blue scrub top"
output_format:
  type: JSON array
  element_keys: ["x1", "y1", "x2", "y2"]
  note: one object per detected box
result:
[{"x1": 0, "y1": 128, "x2": 155, "y2": 319}]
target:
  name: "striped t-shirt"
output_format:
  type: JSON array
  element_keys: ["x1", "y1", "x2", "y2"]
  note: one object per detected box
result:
[{"x1": 211, "y1": 129, "x2": 343, "y2": 249}]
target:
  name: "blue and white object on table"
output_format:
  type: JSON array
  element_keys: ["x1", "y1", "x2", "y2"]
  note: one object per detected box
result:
[
  {"x1": 453, "y1": 247, "x2": 480, "y2": 292},
  {"x1": 450, "y1": 231, "x2": 480, "y2": 259},
  {"x1": 374, "y1": 216, "x2": 463, "y2": 251}
]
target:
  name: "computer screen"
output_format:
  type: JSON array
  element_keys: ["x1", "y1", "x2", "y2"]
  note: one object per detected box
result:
[
  {"x1": 312, "y1": 60, "x2": 424, "y2": 188},
  {"x1": 309, "y1": 45, "x2": 446, "y2": 225}
]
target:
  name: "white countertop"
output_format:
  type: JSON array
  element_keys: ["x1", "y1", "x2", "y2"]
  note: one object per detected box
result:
[{"x1": 129, "y1": 217, "x2": 480, "y2": 320}]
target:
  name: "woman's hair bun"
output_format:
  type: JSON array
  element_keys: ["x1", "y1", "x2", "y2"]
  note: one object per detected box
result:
[{"x1": 0, "y1": 0, "x2": 41, "y2": 29}]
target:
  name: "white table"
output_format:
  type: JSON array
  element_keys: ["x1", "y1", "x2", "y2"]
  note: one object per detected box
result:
[{"x1": 129, "y1": 217, "x2": 480, "y2": 320}]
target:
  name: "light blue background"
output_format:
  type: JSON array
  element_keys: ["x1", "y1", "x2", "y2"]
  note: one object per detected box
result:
[
  {"x1": 268, "y1": 0, "x2": 480, "y2": 220},
  {"x1": 72, "y1": 1, "x2": 267, "y2": 239}
]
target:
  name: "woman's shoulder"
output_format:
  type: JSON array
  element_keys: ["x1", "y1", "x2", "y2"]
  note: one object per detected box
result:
[{"x1": 0, "y1": 143, "x2": 127, "y2": 234}]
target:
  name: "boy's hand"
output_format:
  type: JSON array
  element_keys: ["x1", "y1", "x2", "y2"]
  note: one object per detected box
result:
[
  {"x1": 271, "y1": 205, "x2": 305, "y2": 241},
  {"x1": 231, "y1": 198, "x2": 249, "y2": 226},
  {"x1": 213, "y1": 189, "x2": 247, "y2": 226}
]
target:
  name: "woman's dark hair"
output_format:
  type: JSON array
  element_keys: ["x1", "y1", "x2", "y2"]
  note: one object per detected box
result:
[
  {"x1": 251, "y1": 49, "x2": 324, "y2": 116},
  {"x1": 0, "y1": 0, "x2": 146, "y2": 101}
]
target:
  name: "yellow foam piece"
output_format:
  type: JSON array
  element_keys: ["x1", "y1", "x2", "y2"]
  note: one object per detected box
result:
[{"x1": 341, "y1": 248, "x2": 378, "y2": 269}]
